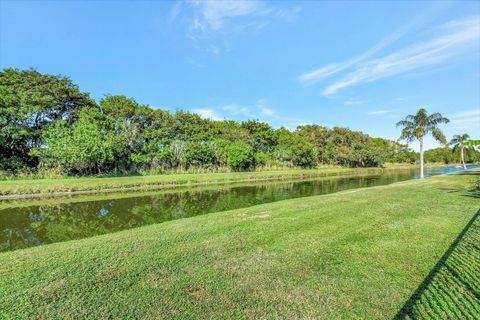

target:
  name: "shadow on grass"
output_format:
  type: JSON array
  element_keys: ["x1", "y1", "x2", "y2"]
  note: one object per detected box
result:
[
  {"x1": 454, "y1": 171, "x2": 480, "y2": 176},
  {"x1": 462, "y1": 192, "x2": 480, "y2": 199},
  {"x1": 442, "y1": 187, "x2": 480, "y2": 199},
  {"x1": 394, "y1": 209, "x2": 480, "y2": 319}
]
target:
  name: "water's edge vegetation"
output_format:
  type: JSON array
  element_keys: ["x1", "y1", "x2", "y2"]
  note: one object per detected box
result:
[
  {"x1": 1, "y1": 171, "x2": 478, "y2": 318},
  {"x1": 0, "y1": 164, "x2": 458, "y2": 198}
]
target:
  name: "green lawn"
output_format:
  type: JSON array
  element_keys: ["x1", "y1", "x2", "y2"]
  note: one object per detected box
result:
[
  {"x1": 0, "y1": 172, "x2": 478, "y2": 319},
  {"x1": 396, "y1": 206, "x2": 480, "y2": 319}
]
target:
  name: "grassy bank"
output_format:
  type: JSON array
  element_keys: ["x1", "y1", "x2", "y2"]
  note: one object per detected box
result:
[
  {"x1": 1, "y1": 171, "x2": 478, "y2": 319},
  {"x1": 0, "y1": 175, "x2": 379, "y2": 210},
  {"x1": 0, "y1": 163, "x2": 453, "y2": 198},
  {"x1": 0, "y1": 167, "x2": 386, "y2": 197}
]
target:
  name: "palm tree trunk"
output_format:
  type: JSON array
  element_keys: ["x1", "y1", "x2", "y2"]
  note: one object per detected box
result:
[
  {"x1": 461, "y1": 145, "x2": 466, "y2": 169},
  {"x1": 419, "y1": 137, "x2": 424, "y2": 179}
]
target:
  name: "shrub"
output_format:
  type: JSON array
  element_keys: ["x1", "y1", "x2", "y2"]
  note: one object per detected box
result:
[
  {"x1": 291, "y1": 143, "x2": 317, "y2": 168},
  {"x1": 185, "y1": 141, "x2": 215, "y2": 168},
  {"x1": 255, "y1": 152, "x2": 270, "y2": 166},
  {"x1": 227, "y1": 141, "x2": 255, "y2": 171}
]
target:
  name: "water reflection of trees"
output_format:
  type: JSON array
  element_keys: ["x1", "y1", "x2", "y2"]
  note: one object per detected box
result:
[{"x1": 0, "y1": 172, "x2": 414, "y2": 252}]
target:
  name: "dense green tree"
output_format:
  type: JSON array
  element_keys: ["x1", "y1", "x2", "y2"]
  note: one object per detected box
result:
[
  {"x1": 387, "y1": 143, "x2": 418, "y2": 164},
  {"x1": 337, "y1": 140, "x2": 391, "y2": 167},
  {"x1": 4, "y1": 69, "x2": 469, "y2": 177},
  {"x1": 0, "y1": 68, "x2": 92, "y2": 171},
  {"x1": 185, "y1": 141, "x2": 216, "y2": 168},
  {"x1": 226, "y1": 141, "x2": 255, "y2": 171},
  {"x1": 297, "y1": 125, "x2": 394, "y2": 167},
  {"x1": 35, "y1": 107, "x2": 113, "y2": 174},
  {"x1": 172, "y1": 111, "x2": 210, "y2": 141},
  {"x1": 397, "y1": 108, "x2": 449, "y2": 178},
  {"x1": 273, "y1": 128, "x2": 317, "y2": 168},
  {"x1": 99, "y1": 96, "x2": 146, "y2": 171},
  {"x1": 424, "y1": 147, "x2": 455, "y2": 164},
  {"x1": 291, "y1": 142, "x2": 317, "y2": 168},
  {"x1": 464, "y1": 147, "x2": 480, "y2": 163},
  {"x1": 241, "y1": 120, "x2": 276, "y2": 153}
]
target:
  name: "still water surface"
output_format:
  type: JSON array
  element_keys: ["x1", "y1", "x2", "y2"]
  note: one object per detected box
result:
[{"x1": 1, "y1": 165, "x2": 478, "y2": 252}]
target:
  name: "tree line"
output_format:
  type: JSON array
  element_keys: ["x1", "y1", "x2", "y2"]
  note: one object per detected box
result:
[{"x1": 1, "y1": 68, "x2": 478, "y2": 177}]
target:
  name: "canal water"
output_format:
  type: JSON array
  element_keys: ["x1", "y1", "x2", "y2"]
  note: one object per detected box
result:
[{"x1": 1, "y1": 165, "x2": 478, "y2": 252}]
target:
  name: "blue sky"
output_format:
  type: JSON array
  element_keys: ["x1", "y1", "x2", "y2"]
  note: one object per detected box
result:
[{"x1": 1, "y1": 0, "x2": 479, "y2": 150}]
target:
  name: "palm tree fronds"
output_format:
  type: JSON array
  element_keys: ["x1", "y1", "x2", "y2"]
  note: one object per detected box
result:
[
  {"x1": 431, "y1": 128, "x2": 446, "y2": 144},
  {"x1": 427, "y1": 113, "x2": 450, "y2": 126}
]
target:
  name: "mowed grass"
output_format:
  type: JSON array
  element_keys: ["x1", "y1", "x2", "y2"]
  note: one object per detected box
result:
[
  {"x1": 396, "y1": 207, "x2": 480, "y2": 319},
  {"x1": 0, "y1": 172, "x2": 478, "y2": 319},
  {"x1": 0, "y1": 167, "x2": 385, "y2": 197}
]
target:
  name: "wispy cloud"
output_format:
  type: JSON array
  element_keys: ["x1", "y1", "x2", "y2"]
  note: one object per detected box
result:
[
  {"x1": 256, "y1": 98, "x2": 274, "y2": 116},
  {"x1": 193, "y1": 108, "x2": 222, "y2": 120},
  {"x1": 260, "y1": 107, "x2": 274, "y2": 116},
  {"x1": 451, "y1": 109, "x2": 480, "y2": 118},
  {"x1": 172, "y1": 0, "x2": 298, "y2": 37},
  {"x1": 344, "y1": 99, "x2": 363, "y2": 106},
  {"x1": 220, "y1": 99, "x2": 275, "y2": 118},
  {"x1": 451, "y1": 116, "x2": 480, "y2": 125},
  {"x1": 191, "y1": 0, "x2": 267, "y2": 32},
  {"x1": 298, "y1": 18, "x2": 420, "y2": 85},
  {"x1": 298, "y1": 16, "x2": 480, "y2": 96},
  {"x1": 253, "y1": 99, "x2": 304, "y2": 128},
  {"x1": 192, "y1": 99, "x2": 303, "y2": 129},
  {"x1": 220, "y1": 104, "x2": 253, "y2": 116},
  {"x1": 366, "y1": 109, "x2": 393, "y2": 115},
  {"x1": 299, "y1": 35, "x2": 399, "y2": 84},
  {"x1": 448, "y1": 108, "x2": 480, "y2": 129}
]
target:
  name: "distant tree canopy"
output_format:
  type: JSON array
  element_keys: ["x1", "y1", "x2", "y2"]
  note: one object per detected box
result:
[
  {"x1": 1, "y1": 69, "x2": 478, "y2": 176},
  {"x1": 0, "y1": 68, "x2": 93, "y2": 171},
  {"x1": 425, "y1": 147, "x2": 480, "y2": 164}
]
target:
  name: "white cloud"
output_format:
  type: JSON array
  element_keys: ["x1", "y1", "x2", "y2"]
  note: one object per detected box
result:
[
  {"x1": 195, "y1": 99, "x2": 302, "y2": 129},
  {"x1": 298, "y1": 18, "x2": 418, "y2": 84},
  {"x1": 256, "y1": 98, "x2": 275, "y2": 116},
  {"x1": 260, "y1": 107, "x2": 274, "y2": 116},
  {"x1": 191, "y1": 0, "x2": 266, "y2": 32},
  {"x1": 172, "y1": 0, "x2": 297, "y2": 35},
  {"x1": 322, "y1": 16, "x2": 480, "y2": 95},
  {"x1": 344, "y1": 99, "x2": 363, "y2": 106},
  {"x1": 220, "y1": 104, "x2": 252, "y2": 116},
  {"x1": 451, "y1": 116, "x2": 480, "y2": 125},
  {"x1": 220, "y1": 100, "x2": 275, "y2": 118},
  {"x1": 170, "y1": 1, "x2": 184, "y2": 21},
  {"x1": 298, "y1": 16, "x2": 480, "y2": 95},
  {"x1": 450, "y1": 109, "x2": 480, "y2": 118},
  {"x1": 193, "y1": 108, "x2": 222, "y2": 120},
  {"x1": 299, "y1": 63, "x2": 350, "y2": 84},
  {"x1": 366, "y1": 109, "x2": 393, "y2": 115},
  {"x1": 448, "y1": 109, "x2": 480, "y2": 129},
  {"x1": 172, "y1": 1, "x2": 300, "y2": 56}
]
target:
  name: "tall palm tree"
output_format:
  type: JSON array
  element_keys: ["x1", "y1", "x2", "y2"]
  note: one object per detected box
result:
[
  {"x1": 397, "y1": 108, "x2": 449, "y2": 179},
  {"x1": 450, "y1": 133, "x2": 471, "y2": 169}
]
